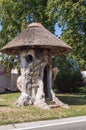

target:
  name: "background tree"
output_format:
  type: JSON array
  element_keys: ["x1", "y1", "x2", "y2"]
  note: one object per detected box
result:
[
  {"x1": 0, "y1": 0, "x2": 86, "y2": 71},
  {"x1": 0, "y1": 0, "x2": 56, "y2": 71},
  {"x1": 0, "y1": 0, "x2": 56, "y2": 48},
  {"x1": 47, "y1": 0, "x2": 86, "y2": 92},
  {"x1": 47, "y1": 0, "x2": 86, "y2": 70},
  {"x1": 53, "y1": 55, "x2": 83, "y2": 93}
]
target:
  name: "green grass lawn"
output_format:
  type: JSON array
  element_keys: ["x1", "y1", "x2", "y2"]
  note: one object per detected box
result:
[{"x1": 0, "y1": 92, "x2": 86, "y2": 126}]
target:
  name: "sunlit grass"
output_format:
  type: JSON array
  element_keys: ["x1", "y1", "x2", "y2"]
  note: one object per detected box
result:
[{"x1": 0, "y1": 92, "x2": 86, "y2": 125}]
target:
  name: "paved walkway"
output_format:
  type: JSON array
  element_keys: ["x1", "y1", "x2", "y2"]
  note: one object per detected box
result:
[{"x1": 0, "y1": 116, "x2": 86, "y2": 130}]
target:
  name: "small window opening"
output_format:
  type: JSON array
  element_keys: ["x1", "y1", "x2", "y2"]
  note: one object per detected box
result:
[{"x1": 25, "y1": 55, "x2": 33, "y2": 63}]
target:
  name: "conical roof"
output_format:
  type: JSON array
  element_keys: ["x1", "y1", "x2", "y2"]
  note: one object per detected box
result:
[{"x1": 1, "y1": 22, "x2": 72, "y2": 55}]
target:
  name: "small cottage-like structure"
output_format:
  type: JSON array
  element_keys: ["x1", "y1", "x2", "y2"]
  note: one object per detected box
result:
[{"x1": 1, "y1": 23, "x2": 72, "y2": 109}]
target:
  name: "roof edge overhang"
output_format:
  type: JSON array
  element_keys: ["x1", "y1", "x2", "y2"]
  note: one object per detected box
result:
[
  {"x1": 0, "y1": 44, "x2": 72, "y2": 55},
  {"x1": 0, "y1": 22, "x2": 73, "y2": 55}
]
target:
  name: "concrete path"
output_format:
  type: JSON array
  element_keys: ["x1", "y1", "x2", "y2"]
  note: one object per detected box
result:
[{"x1": 0, "y1": 116, "x2": 86, "y2": 130}]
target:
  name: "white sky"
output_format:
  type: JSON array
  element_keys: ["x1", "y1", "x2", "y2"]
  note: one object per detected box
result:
[
  {"x1": 55, "y1": 23, "x2": 62, "y2": 37},
  {"x1": 0, "y1": 25, "x2": 2, "y2": 31}
]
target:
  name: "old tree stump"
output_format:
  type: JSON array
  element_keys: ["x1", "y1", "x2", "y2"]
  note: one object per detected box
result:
[{"x1": 1, "y1": 23, "x2": 72, "y2": 109}]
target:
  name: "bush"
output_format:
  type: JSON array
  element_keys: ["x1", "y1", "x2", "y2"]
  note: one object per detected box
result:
[
  {"x1": 79, "y1": 86, "x2": 86, "y2": 94},
  {"x1": 54, "y1": 71, "x2": 83, "y2": 93}
]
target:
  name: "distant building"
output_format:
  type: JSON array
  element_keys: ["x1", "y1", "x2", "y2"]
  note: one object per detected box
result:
[
  {"x1": 11, "y1": 68, "x2": 18, "y2": 91},
  {"x1": 0, "y1": 63, "x2": 18, "y2": 93},
  {"x1": 0, "y1": 63, "x2": 11, "y2": 93}
]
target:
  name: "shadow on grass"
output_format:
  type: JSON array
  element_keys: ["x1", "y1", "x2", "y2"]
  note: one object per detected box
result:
[
  {"x1": 0, "y1": 104, "x2": 8, "y2": 107},
  {"x1": 57, "y1": 94, "x2": 86, "y2": 105}
]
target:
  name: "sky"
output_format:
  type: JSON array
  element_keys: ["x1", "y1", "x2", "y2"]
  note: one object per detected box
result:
[
  {"x1": 55, "y1": 23, "x2": 62, "y2": 37},
  {"x1": 0, "y1": 25, "x2": 2, "y2": 31}
]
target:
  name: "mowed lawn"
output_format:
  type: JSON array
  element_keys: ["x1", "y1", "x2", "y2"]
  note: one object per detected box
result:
[{"x1": 0, "y1": 92, "x2": 86, "y2": 125}]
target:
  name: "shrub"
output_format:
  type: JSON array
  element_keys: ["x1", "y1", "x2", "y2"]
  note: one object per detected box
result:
[
  {"x1": 54, "y1": 70, "x2": 83, "y2": 93},
  {"x1": 79, "y1": 86, "x2": 86, "y2": 95}
]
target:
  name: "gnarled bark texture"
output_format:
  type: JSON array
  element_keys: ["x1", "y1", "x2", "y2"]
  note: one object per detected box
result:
[{"x1": 16, "y1": 49, "x2": 69, "y2": 109}]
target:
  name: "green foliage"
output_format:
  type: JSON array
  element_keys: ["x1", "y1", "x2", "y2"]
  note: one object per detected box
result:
[
  {"x1": 0, "y1": 0, "x2": 56, "y2": 71},
  {"x1": 79, "y1": 86, "x2": 86, "y2": 94},
  {"x1": 54, "y1": 71, "x2": 83, "y2": 93},
  {"x1": 53, "y1": 55, "x2": 83, "y2": 93},
  {"x1": 53, "y1": 55, "x2": 79, "y2": 72},
  {"x1": 48, "y1": 0, "x2": 86, "y2": 69},
  {"x1": 0, "y1": 0, "x2": 55, "y2": 48},
  {"x1": 0, "y1": 0, "x2": 86, "y2": 71},
  {"x1": 0, "y1": 53, "x2": 18, "y2": 73}
]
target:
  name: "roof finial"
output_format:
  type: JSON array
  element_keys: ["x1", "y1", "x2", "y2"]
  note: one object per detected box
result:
[{"x1": 28, "y1": 22, "x2": 43, "y2": 27}]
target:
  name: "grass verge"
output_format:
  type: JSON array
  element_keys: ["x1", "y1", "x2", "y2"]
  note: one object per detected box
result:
[{"x1": 0, "y1": 92, "x2": 86, "y2": 125}]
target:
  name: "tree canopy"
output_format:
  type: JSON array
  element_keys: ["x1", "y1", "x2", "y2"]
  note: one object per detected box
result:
[
  {"x1": 0, "y1": 0, "x2": 56, "y2": 71},
  {"x1": 48, "y1": 0, "x2": 86, "y2": 69},
  {"x1": 0, "y1": 0, "x2": 86, "y2": 71},
  {"x1": 0, "y1": 0, "x2": 56, "y2": 48}
]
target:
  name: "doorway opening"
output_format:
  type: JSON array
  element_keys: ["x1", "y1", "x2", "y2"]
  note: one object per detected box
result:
[{"x1": 43, "y1": 64, "x2": 50, "y2": 99}]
